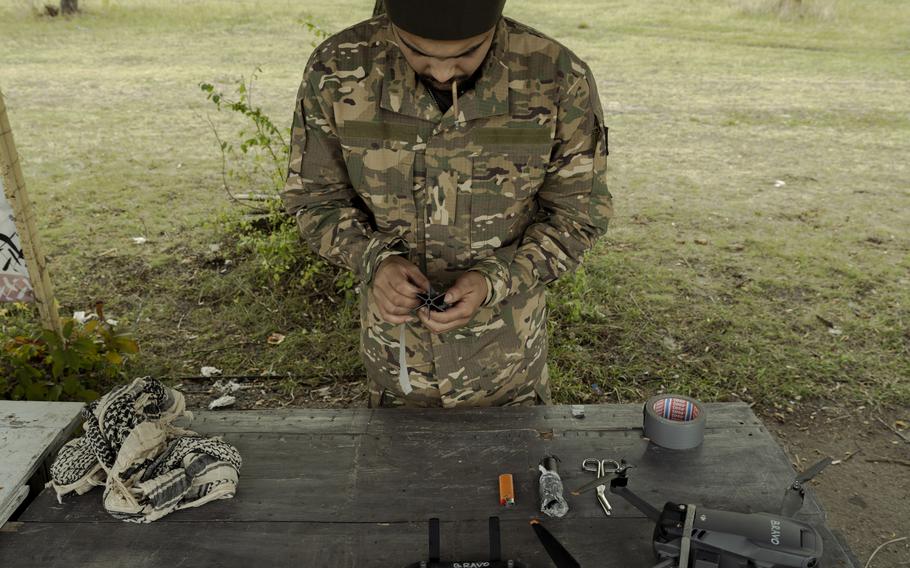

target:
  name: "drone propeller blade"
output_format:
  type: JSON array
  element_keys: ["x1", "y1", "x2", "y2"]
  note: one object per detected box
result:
[
  {"x1": 796, "y1": 457, "x2": 833, "y2": 484},
  {"x1": 781, "y1": 457, "x2": 833, "y2": 517},
  {"x1": 571, "y1": 475, "x2": 608, "y2": 496},
  {"x1": 530, "y1": 519, "x2": 580, "y2": 568}
]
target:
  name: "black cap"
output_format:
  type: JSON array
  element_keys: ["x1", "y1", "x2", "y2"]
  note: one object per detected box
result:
[{"x1": 384, "y1": 0, "x2": 507, "y2": 41}]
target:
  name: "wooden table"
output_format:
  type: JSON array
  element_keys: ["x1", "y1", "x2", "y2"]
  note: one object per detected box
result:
[
  {"x1": 0, "y1": 401, "x2": 84, "y2": 529},
  {"x1": 0, "y1": 404, "x2": 857, "y2": 567}
]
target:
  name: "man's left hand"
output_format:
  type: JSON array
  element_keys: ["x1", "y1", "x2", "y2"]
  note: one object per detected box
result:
[{"x1": 418, "y1": 271, "x2": 489, "y2": 334}]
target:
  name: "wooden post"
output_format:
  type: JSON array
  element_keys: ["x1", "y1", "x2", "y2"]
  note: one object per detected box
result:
[{"x1": 0, "y1": 87, "x2": 63, "y2": 338}]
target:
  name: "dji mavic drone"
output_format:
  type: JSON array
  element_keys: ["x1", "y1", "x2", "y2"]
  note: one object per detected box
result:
[{"x1": 564, "y1": 457, "x2": 833, "y2": 568}]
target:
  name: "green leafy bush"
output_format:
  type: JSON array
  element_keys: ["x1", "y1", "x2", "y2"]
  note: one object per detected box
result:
[
  {"x1": 0, "y1": 303, "x2": 139, "y2": 402},
  {"x1": 200, "y1": 71, "x2": 289, "y2": 198},
  {"x1": 200, "y1": 69, "x2": 355, "y2": 296}
]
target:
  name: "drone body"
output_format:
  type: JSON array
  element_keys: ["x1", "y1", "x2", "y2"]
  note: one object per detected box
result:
[{"x1": 651, "y1": 502, "x2": 822, "y2": 568}]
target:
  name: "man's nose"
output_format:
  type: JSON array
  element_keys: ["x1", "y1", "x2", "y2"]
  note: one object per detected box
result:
[{"x1": 429, "y1": 64, "x2": 456, "y2": 85}]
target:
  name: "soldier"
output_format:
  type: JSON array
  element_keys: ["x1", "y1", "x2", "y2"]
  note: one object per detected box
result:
[{"x1": 282, "y1": 0, "x2": 612, "y2": 408}]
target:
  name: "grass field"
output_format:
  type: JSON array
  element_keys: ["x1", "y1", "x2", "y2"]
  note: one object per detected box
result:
[{"x1": 1, "y1": 0, "x2": 908, "y2": 409}]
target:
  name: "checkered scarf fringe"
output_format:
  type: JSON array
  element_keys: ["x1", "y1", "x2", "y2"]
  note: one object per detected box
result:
[{"x1": 48, "y1": 377, "x2": 242, "y2": 523}]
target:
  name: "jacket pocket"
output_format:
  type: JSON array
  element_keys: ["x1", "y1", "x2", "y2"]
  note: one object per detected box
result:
[
  {"x1": 342, "y1": 142, "x2": 416, "y2": 236},
  {"x1": 339, "y1": 119, "x2": 419, "y2": 236},
  {"x1": 469, "y1": 149, "x2": 548, "y2": 256}
]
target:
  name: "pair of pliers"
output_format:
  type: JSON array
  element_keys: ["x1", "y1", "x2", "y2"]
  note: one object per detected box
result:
[{"x1": 581, "y1": 458, "x2": 621, "y2": 516}]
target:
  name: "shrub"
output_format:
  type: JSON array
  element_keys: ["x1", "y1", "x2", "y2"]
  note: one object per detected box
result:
[
  {"x1": 200, "y1": 67, "x2": 355, "y2": 296},
  {"x1": 1, "y1": 303, "x2": 139, "y2": 401}
]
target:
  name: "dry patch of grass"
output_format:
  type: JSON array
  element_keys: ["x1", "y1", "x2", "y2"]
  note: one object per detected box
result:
[{"x1": 734, "y1": 0, "x2": 838, "y2": 21}]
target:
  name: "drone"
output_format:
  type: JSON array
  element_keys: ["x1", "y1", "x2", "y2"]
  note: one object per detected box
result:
[{"x1": 553, "y1": 457, "x2": 833, "y2": 568}]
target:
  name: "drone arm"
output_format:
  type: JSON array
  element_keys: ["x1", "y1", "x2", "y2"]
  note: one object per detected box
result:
[{"x1": 609, "y1": 478, "x2": 662, "y2": 523}]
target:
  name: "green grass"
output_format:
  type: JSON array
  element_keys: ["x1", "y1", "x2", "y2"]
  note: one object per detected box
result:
[{"x1": 1, "y1": 0, "x2": 908, "y2": 408}]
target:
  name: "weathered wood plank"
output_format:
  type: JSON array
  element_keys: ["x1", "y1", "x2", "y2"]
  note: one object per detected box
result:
[
  {"x1": 0, "y1": 401, "x2": 84, "y2": 527},
  {"x1": 22, "y1": 424, "x2": 821, "y2": 523},
  {"x1": 0, "y1": 518, "x2": 705, "y2": 568},
  {"x1": 0, "y1": 401, "x2": 85, "y2": 430},
  {"x1": 182, "y1": 403, "x2": 761, "y2": 435},
  {"x1": 0, "y1": 516, "x2": 855, "y2": 568}
]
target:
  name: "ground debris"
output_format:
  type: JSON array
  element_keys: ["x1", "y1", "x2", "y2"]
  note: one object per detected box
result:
[
  {"x1": 875, "y1": 416, "x2": 910, "y2": 444},
  {"x1": 200, "y1": 366, "x2": 222, "y2": 378},
  {"x1": 864, "y1": 457, "x2": 910, "y2": 468},
  {"x1": 208, "y1": 394, "x2": 236, "y2": 410}
]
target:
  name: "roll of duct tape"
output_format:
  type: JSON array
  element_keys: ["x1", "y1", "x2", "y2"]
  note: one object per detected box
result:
[{"x1": 642, "y1": 394, "x2": 706, "y2": 450}]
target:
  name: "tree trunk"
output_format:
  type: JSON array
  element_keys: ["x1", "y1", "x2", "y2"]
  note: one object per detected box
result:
[{"x1": 60, "y1": 0, "x2": 78, "y2": 15}]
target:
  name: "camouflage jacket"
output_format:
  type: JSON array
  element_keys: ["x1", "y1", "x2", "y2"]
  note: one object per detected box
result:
[{"x1": 282, "y1": 14, "x2": 612, "y2": 407}]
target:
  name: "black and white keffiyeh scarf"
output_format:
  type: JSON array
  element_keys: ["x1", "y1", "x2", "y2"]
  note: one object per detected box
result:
[{"x1": 48, "y1": 377, "x2": 242, "y2": 523}]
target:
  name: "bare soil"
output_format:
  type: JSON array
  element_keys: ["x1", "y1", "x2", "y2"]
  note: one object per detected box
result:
[{"x1": 768, "y1": 405, "x2": 910, "y2": 568}]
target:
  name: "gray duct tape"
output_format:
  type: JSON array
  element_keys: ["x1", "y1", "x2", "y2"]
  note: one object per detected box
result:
[{"x1": 642, "y1": 394, "x2": 706, "y2": 450}]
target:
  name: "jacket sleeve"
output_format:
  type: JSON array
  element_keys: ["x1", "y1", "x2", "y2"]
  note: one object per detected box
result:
[
  {"x1": 469, "y1": 66, "x2": 613, "y2": 306},
  {"x1": 281, "y1": 66, "x2": 407, "y2": 285}
]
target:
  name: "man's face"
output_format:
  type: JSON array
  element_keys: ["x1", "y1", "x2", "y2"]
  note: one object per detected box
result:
[{"x1": 392, "y1": 24, "x2": 495, "y2": 91}]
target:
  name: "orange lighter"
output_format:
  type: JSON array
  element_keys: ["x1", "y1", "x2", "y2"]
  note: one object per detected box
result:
[{"x1": 499, "y1": 473, "x2": 515, "y2": 507}]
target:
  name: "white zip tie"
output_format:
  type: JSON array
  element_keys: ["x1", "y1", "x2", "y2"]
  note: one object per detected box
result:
[{"x1": 398, "y1": 323, "x2": 413, "y2": 395}]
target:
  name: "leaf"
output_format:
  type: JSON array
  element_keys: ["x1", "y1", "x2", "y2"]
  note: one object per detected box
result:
[
  {"x1": 51, "y1": 355, "x2": 64, "y2": 379},
  {"x1": 267, "y1": 332, "x2": 286, "y2": 345},
  {"x1": 63, "y1": 376, "x2": 81, "y2": 395},
  {"x1": 62, "y1": 319, "x2": 75, "y2": 340},
  {"x1": 71, "y1": 336, "x2": 98, "y2": 357},
  {"x1": 78, "y1": 389, "x2": 100, "y2": 402},
  {"x1": 105, "y1": 351, "x2": 123, "y2": 366},
  {"x1": 25, "y1": 381, "x2": 48, "y2": 401},
  {"x1": 114, "y1": 336, "x2": 140, "y2": 354},
  {"x1": 41, "y1": 329, "x2": 61, "y2": 351}
]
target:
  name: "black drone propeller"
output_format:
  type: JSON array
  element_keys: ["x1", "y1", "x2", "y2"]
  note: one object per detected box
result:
[
  {"x1": 780, "y1": 456, "x2": 833, "y2": 517},
  {"x1": 530, "y1": 520, "x2": 580, "y2": 568},
  {"x1": 415, "y1": 289, "x2": 451, "y2": 312}
]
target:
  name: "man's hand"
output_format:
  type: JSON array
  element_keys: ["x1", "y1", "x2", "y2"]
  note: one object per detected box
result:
[
  {"x1": 418, "y1": 271, "x2": 489, "y2": 334},
  {"x1": 372, "y1": 256, "x2": 430, "y2": 324}
]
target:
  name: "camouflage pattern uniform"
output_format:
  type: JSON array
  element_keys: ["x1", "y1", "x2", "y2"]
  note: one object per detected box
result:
[{"x1": 282, "y1": 14, "x2": 612, "y2": 408}]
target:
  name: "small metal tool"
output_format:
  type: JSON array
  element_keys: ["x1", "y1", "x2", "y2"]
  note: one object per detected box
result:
[{"x1": 581, "y1": 458, "x2": 621, "y2": 516}]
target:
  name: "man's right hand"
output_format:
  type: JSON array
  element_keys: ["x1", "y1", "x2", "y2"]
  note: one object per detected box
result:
[{"x1": 372, "y1": 256, "x2": 430, "y2": 324}]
